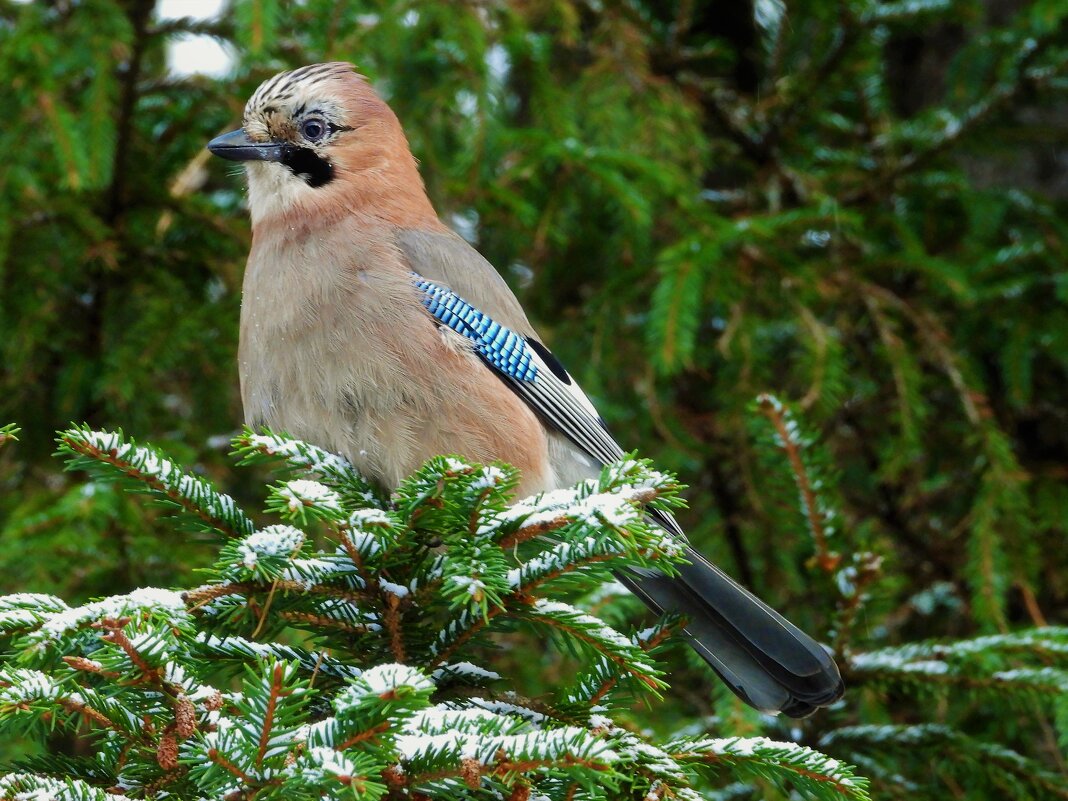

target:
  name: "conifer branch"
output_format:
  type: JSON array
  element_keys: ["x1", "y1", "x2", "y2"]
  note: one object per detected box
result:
[
  {"x1": 58, "y1": 427, "x2": 253, "y2": 539},
  {"x1": 0, "y1": 433, "x2": 865, "y2": 800},
  {"x1": 206, "y1": 748, "x2": 253, "y2": 783},
  {"x1": 98, "y1": 617, "x2": 156, "y2": 680},
  {"x1": 382, "y1": 595, "x2": 407, "y2": 663},
  {"x1": 233, "y1": 428, "x2": 383, "y2": 507},
  {"x1": 586, "y1": 618, "x2": 683, "y2": 707},
  {"x1": 56, "y1": 696, "x2": 118, "y2": 731},
  {"x1": 756, "y1": 395, "x2": 840, "y2": 572},
  {"x1": 499, "y1": 515, "x2": 570, "y2": 549},
  {"x1": 427, "y1": 608, "x2": 503, "y2": 669},
  {"x1": 0, "y1": 774, "x2": 133, "y2": 801},
  {"x1": 185, "y1": 579, "x2": 373, "y2": 610},
  {"x1": 822, "y1": 724, "x2": 1068, "y2": 799},
  {"x1": 519, "y1": 600, "x2": 664, "y2": 691},
  {"x1": 844, "y1": 28, "x2": 1067, "y2": 204},
  {"x1": 668, "y1": 736, "x2": 869, "y2": 800},
  {"x1": 849, "y1": 629, "x2": 1068, "y2": 699},
  {"x1": 831, "y1": 552, "x2": 883, "y2": 656},
  {"x1": 255, "y1": 663, "x2": 289, "y2": 769},
  {"x1": 3, "y1": 3, "x2": 1065, "y2": 799}
]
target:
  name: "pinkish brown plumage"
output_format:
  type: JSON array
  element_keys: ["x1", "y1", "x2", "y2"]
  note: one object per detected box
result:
[
  {"x1": 242, "y1": 63, "x2": 444, "y2": 230},
  {"x1": 208, "y1": 62, "x2": 843, "y2": 717}
]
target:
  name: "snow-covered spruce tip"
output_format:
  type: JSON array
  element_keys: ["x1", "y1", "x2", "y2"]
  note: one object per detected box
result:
[
  {"x1": 58, "y1": 425, "x2": 253, "y2": 538},
  {"x1": 0, "y1": 427, "x2": 869, "y2": 800}
]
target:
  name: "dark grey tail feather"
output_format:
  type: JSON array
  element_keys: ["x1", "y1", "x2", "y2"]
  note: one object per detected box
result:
[{"x1": 617, "y1": 546, "x2": 843, "y2": 718}]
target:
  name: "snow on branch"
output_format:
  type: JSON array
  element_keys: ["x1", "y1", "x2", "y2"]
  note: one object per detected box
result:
[
  {"x1": 0, "y1": 593, "x2": 70, "y2": 634},
  {"x1": 0, "y1": 774, "x2": 133, "y2": 801},
  {"x1": 0, "y1": 429, "x2": 865, "y2": 800},
  {"x1": 58, "y1": 426, "x2": 253, "y2": 538},
  {"x1": 566, "y1": 616, "x2": 684, "y2": 708},
  {"x1": 193, "y1": 633, "x2": 362, "y2": 681},
  {"x1": 668, "y1": 736, "x2": 869, "y2": 801},
  {"x1": 22, "y1": 587, "x2": 189, "y2": 652},
  {"x1": 519, "y1": 599, "x2": 665, "y2": 692},
  {"x1": 860, "y1": 0, "x2": 952, "y2": 23},
  {"x1": 233, "y1": 426, "x2": 383, "y2": 508},
  {"x1": 269, "y1": 478, "x2": 345, "y2": 524},
  {"x1": 820, "y1": 724, "x2": 1065, "y2": 799},
  {"x1": 850, "y1": 628, "x2": 1068, "y2": 696},
  {"x1": 0, "y1": 666, "x2": 140, "y2": 734}
]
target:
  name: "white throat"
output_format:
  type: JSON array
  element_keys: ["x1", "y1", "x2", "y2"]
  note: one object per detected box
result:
[{"x1": 245, "y1": 161, "x2": 317, "y2": 225}]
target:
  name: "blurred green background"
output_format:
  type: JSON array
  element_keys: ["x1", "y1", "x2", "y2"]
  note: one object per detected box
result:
[{"x1": 0, "y1": 0, "x2": 1066, "y2": 796}]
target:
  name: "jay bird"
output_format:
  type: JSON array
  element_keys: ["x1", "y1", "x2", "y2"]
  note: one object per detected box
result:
[{"x1": 208, "y1": 62, "x2": 844, "y2": 717}]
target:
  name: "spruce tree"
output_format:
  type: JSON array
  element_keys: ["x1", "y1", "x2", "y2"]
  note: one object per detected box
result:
[
  {"x1": 1, "y1": 1, "x2": 1066, "y2": 798},
  {"x1": 0, "y1": 428, "x2": 867, "y2": 800}
]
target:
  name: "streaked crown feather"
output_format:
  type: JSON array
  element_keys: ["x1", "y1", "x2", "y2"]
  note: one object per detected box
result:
[{"x1": 245, "y1": 62, "x2": 359, "y2": 119}]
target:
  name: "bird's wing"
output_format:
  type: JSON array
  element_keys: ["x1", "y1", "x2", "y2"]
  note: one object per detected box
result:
[
  {"x1": 397, "y1": 230, "x2": 685, "y2": 537},
  {"x1": 411, "y1": 274, "x2": 626, "y2": 468},
  {"x1": 395, "y1": 229, "x2": 537, "y2": 336}
]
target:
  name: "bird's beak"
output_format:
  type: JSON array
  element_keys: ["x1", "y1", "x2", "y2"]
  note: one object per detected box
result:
[{"x1": 207, "y1": 129, "x2": 288, "y2": 162}]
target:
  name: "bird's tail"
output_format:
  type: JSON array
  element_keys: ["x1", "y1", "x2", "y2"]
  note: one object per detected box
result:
[{"x1": 618, "y1": 546, "x2": 844, "y2": 717}]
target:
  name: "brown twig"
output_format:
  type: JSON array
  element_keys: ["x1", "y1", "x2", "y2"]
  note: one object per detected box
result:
[
  {"x1": 307, "y1": 649, "x2": 326, "y2": 690},
  {"x1": 184, "y1": 579, "x2": 372, "y2": 610},
  {"x1": 99, "y1": 617, "x2": 156, "y2": 680},
  {"x1": 143, "y1": 766, "x2": 188, "y2": 795},
  {"x1": 756, "y1": 396, "x2": 840, "y2": 572},
  {"x1": 208, "y1": 748, "x2": 254, "y2": 783},
  {"x1": 58, "y1": 697, "x2": 118, "y2": 730},
  {"x1": 278, "y1": 611, "x2": 375, "y2": 635},
  {"x1": 499, "y1": 516, "x2": 570, "y2": 549},
  {"x1": 250, "y1": 579, "x2": 281, "y2": 639},
  {"x1": 1017, "y1": 580, "x2": 1049, "y2": 628},
  {"x1": 336, "y1": 721, "x2": 391, "y2": 752},
  {"x1": 336, "y1": 527, "x2": 375, "y2": 588},
  {"x1": 64, "y1": 436, "x2": 248, "y2": 539},
  {"x1": 401, "y1": 754, "x2": 611, "y2": 791},
  {"x1": 255, "y1": 663, "x2": 291, "y2": 769},
  {"x1": 588, "y1": 620, "x2": 681, "y2": 706},
  {"x1": 382, "y1": 594, "x2": 407, "y2": 663}
]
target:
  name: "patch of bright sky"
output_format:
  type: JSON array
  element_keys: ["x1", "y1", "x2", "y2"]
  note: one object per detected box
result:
[
  {"x1": 18, "y1": 1, "x2": 499, "y2": 83},
  {"x1": 157, "y1": 0, "x2": 234, "y2": 78}
]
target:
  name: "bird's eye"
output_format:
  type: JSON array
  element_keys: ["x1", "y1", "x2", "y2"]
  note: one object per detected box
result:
[{"x1": 301, "y1": 118, "x2": 327, "y2": 142}]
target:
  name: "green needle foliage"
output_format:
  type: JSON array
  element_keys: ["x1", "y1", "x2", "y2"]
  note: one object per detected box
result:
[
  {"x1": 747, "y1": 395, "x2": 1068, "y2": 800},
  {"x1": 0, "y1": 428, "x2": 867, "y2": 801},
  {"x1": 0, "y1": 1, "x2": 1066, "y2": 799}
]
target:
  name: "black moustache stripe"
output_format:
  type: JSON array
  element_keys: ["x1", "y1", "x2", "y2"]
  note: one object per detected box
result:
[{"x1": 281, "y1": 146, "x2": 334, "y2": 188}]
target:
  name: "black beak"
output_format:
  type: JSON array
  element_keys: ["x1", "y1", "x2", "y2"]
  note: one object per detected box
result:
[{"x1": 207, "y1": 129, "x2": 288, "y2": 162}]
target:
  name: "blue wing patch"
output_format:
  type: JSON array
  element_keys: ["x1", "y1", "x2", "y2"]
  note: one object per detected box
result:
[{"x1": 413, "y1": 276, "x2": 538, "y2": 382}]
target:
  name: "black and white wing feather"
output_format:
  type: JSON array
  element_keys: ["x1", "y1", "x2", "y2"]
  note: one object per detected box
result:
[{"x1": 414, "y1": 275, "x2": 626, "y2": 468}]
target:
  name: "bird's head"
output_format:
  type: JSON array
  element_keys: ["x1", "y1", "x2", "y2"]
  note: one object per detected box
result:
[{"x1": 208, "y1": 62, "x2": 437, "y2": 227}]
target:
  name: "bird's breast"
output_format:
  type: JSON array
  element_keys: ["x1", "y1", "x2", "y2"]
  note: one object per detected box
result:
[{"x1": 238, "y1": 232, "x2": 555, "y2": 496}]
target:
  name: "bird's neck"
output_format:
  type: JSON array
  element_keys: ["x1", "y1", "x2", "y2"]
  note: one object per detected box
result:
[
  {"x1": 247, "y1": 152, "x2": 447, "y2": 234},
  {"x1": 336, "y1": 161, "x2": 446, "y2": 230}
]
